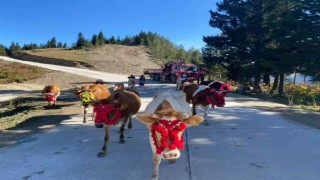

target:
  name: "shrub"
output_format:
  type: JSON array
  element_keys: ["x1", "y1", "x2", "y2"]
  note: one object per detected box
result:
[{"x1": 284, "y1": 83, "x2": 320, "y2": 106}]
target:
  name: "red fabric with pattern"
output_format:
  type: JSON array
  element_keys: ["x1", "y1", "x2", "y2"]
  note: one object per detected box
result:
[
  {"x1": 150, "y1": 120, "x2": 187, "y2": 154},
  {"x1": 94, "y1": 104, "x2": 122, "y2": 125},
  {"x1": 46, "y1": 95, "x2": 56, "y2": 103}
]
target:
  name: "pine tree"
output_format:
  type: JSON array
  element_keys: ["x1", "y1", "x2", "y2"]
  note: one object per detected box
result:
[
  {"x1": 50, "y1": 37, "x2": 57, "y2": 48},
  {"x1": 109, "y1": 36, "x2": 116, "y2": 44},
  {"x1": 97, "y1": 31, "x2": 106, "y2": 45},
  {"x1": 9, "y1": 42, "x2": 17, "y2": 54},
  {"x1": 116, "y1": 36, "x2": 122, "y2": 44},
  {"x1": 203, "y1": 0, "x2": 252, "y2": 82},
  {"x1": 57, "y1": 42, "x2": 63, "y2": 48},
  {"x1": 76, "y1": 32, "x2": 86, "y2": 49},
  {"x1": 176, "y1": 45, "x2": 186, "y2": 61},
  {"x1": 63, "y1": 43, "x2": 67, "y2": 48},
  {"x1": 0, "y1": 44, "x2": 7, "y2": 56},
  {"x1": 15, "y1": 42, "x2": 21, "y2": 51},
  {"x1": 91, "y1": 34, "x2": 98, "y2": 46}
]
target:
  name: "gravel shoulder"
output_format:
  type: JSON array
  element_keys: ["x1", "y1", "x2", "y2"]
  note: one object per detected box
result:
[{"x1": 228, "y1": 93, "x2": 320, "y2": 129}]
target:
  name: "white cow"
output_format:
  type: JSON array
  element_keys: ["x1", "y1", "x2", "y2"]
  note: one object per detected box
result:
[{"x1": 136, "y1": 90, "x2": 203, "y2": 180}]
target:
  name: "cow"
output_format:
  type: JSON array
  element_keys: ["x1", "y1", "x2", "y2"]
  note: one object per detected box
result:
[
  {"x1": 73, "y1": 83, "x2": 111, "y2": 123},
  {"x1": 180, "y1": 81, "x2": 231, "y2": 125},
  {"x1": 94, "y1": 89, "x2": 141, "y2": 157},
  {"x1": 42, "y1": 84, "x2": 61, "y2": 106},
  {"x1": 136, "y1": 90, "x2": 203, "y2": 180}
]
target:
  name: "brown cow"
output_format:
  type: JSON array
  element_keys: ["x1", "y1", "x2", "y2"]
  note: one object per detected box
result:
[
  {"x1": 136, "y1": 90, "x2": 203, "y2": 179},
  {"x1": 42, "y1": 84, "x2": 61, "y2": 106},
  {"x1": 94, "y1": 89, "x2": 141, "y2": 157},
  {"x1": 180, "y1": 81, "x2": 231, "y2": 125},
  {"x1": 73, "y1": 83, "x2": 111, "y2": 123}
]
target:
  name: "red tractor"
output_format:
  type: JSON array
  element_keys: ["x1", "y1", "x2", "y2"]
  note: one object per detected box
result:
[{"x1": 144, "y1": 61, "x2": 205, "y2": 83}]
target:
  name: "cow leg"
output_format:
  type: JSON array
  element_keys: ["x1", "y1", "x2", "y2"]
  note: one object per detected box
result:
[
  {"x1": 119, "y1": 121, "x2": 126, "y2": 144},
  {"x1": 92, "y1": 111, "x2": 96, "y2": 121},
  {"x1": 98, "y1": 125, "x2": 111, "y2": 157},
  {"x1": 203, "y1": 105, "x2": 211, "y2": 125},
  {"x1": 83, "y1": 106, "x2": 88, "y2": 123},
  {"x1": 151, "y1": 153, "x2": 161, "y2": 180},
  {"x1": 192, "y1": 104, "x2": 197, "y2": 115},
  {"x1": 127, "y1": 116, "x2": 132, "y2": 129}
]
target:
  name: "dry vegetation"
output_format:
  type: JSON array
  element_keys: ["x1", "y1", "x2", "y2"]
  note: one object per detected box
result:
[
  {"x1": 0, "y1": 61, "x2": 48, "y2": 83},
  {"x1": 24, "y1": 48, "x2": 89, "y2": 62},
  {"x1": 22, "y1": 44, "x2": 160, "y2": 76}
]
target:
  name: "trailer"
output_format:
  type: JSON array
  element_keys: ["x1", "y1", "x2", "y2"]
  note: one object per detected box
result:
[{"x1": 143, "y1": 61, "x2": 205, "y2": 83}]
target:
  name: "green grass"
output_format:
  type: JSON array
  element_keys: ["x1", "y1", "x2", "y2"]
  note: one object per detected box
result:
[
  {"x1": 0, "y1": 105, "x2": 40, "y2": 130},
  {"x1": 241, "y1": 91, "x2": 320, "y2": 112}
]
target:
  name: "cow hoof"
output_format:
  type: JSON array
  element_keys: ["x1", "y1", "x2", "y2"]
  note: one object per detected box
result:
[
  {"x1": 151, "y1": 175, "x2": 159, "y2": 180},
  {"x1": 168, "y1": 159, "x2": 176, "y2": 164},
  {"x1": 95, "y1": 123, "x2": 103, "y2": 128},
  {"x1": 97, "y1": 152, "x2": 107, "y2": 157},
  {"x1": 119, "y1": 139, "x2": 126, "y2": 144}
]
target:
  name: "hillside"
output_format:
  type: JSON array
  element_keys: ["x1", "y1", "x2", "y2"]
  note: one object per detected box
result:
[{"x1": 11, "y1": 44, "x2": 160, "y2": 76}]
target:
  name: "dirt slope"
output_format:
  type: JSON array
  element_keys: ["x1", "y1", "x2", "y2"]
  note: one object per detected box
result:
[{"x1": 12, "y1": 44, "x2": 160, "y2": 76}]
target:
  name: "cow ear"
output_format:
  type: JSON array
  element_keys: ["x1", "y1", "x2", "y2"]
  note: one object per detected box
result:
[
  {"x1": 183, "y1": 115, "x2": 204, "y2": 126},
  {"x1": 136, "y1": 114, "x2": 157, "y2": 125}
]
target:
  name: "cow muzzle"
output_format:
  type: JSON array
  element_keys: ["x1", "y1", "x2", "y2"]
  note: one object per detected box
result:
[{"x1": 161, "y1": 148, "x2": 181, "y2": 160}]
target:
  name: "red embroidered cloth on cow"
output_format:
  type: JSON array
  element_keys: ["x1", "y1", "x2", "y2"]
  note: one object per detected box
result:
[
  {"x1": 151, "y1": 120, "x2": 187, "y2": 154},
  {"x1": 207, "y1": 83, "x2": 231, "y2": 107},
  {"x1": 94, "y1": 104, "x2": 122, "y2": 125},
  {"x1": 46, "y1": 95, "x2": 56, "y2": 103},
  {"x1": 207, "y1": 90, "x2": 226, "y2": 107}
]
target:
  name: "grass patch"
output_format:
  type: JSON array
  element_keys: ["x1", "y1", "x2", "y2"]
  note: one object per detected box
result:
[
  {"x1": 295, "y1": 105, "x2": 320, "y2": 112},
  {"x1": 239, "y1": 91, "x2": 320, "y2": 112},
  {"x1": 0, "y1": 61, "x2": 48, "y2": 84},
  {"x1": 0, "y1": 104, "x2": 41, "y2": 131},
  {"x1": 24, "y1": 48, "x2": 89, "y2": 62}
]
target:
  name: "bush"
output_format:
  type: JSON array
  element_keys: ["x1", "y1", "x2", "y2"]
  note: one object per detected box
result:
[{"x1": 284, "y1": 83, "x2": 320, "y2": 106}]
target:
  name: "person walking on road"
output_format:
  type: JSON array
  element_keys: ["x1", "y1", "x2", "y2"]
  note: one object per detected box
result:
[
  {"x1": 128, "y1": 75, "x2": 137, "y2": 89},
  {"x1": 176, "y1": 73, "x2": 186, "y2": 91},
  {"x1": 139, "y1": 75, "x2": 146, "y2": 88}
]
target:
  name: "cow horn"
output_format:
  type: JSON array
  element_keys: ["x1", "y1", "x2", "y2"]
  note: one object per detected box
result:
[
  {"x1": 150, "y1": 114, "x2": 159, "y2": 119},
  {"x1": 120, "y1": 104, "x2": 128, "y2": 110},
  {"x1": 181, "y1": 114, "x2": 189, "y2": 119}
]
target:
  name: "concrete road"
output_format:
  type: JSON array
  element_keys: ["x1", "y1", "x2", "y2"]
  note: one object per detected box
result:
[{"x1": 1, "y1": 56, "x2": 320, "y2": 180}]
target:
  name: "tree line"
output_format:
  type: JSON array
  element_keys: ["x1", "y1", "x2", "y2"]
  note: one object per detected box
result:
[
  {"x1": 202, "y1": 0, "x2": 320, "y2": 95},
  {"x1": 0, "y1": 37, "x2": 67, "y2": 56},
  {"x1": 0, "y1": 31, "x2": 203, "y2": 67},
  {"x1": 74, "y1": 31, "x2": 203, "y2": 65}
]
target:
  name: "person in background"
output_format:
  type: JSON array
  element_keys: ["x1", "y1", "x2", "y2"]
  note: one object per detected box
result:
[
  {"x1": 128, "y1": 75, "x2": 137, "y2": 89},
  {"x1": 176, "y1": 73, "x2": 186, "y2": 91},
  {"x1": 139, "y1": 75, "x2": 146, "y2": 88},
  {"x1": 181, "y1": 73, "x2": 187, "y2": 84},
  {"x1": 95, "y1": 79, "x2": 104, "y2": 85},
  {"x1": 176, "y1": 75, "x2": 182, "y2": 91}
]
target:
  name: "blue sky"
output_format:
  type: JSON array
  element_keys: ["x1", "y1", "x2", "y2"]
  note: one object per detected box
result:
[{"x1": 0, "y1": 0, "x2": 220, "y2": 50}]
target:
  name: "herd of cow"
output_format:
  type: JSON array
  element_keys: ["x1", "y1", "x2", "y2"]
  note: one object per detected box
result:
[{"x1": 41, "y1": 80, "x2": 231, "y2": 179}]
